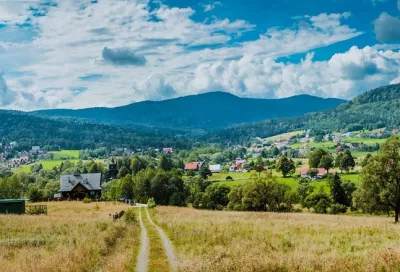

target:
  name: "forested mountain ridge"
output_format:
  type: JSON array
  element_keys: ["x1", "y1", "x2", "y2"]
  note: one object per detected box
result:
[
  {"x1": 207, "y1": 84, "x2": 400, "y2": 144},
  {"x1": 33, "y1": 92, "x2": 345, "y2": 132},
  {"x1": 0, "y1": 110, "x2": 193, "y2": 150}
]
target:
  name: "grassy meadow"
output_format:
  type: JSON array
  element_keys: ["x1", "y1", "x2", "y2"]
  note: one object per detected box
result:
[
  {"x1": 0, "y1": 201, "x2": 139, "y2": 272},
  {"x1": 14, "y1": 150, "x2": 81, "y2": 173},
  {"x1": 154, "y1": 206, "x2": 400, "y2": 272}
]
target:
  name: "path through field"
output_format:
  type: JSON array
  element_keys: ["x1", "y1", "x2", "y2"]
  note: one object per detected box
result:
[
  {"x1": 137, "y1": 207, "x2": 150, "y2": 272},
  {"x1": 145, "y1": 208, "x2": 178, "y2": 272}
]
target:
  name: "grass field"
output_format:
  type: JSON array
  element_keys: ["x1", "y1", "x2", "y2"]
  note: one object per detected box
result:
[
  {"x1": 0, "y1": 202, "x2": 139, "y2": 272},
  {"x1": 154, "y1": 206, "x2": 400, "y2": 272},
  {"x1": 265, "y1": 130, "x2": 304, "y2": 142},
  {"x1": 13, "y1": 150, "x2": 81, "y2": 173},
  {"x1": 49, "y1": 150, "x2": 80, "y2": 160}
]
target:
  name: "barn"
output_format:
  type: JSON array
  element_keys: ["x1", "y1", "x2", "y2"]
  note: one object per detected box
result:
[{"x1": 0, "y1": 199, "x2": 26, "y2": 214}]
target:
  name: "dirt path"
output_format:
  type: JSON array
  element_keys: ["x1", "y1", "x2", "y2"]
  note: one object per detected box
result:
[
  {"x1": 137, "y1": 207, "x2": 150, "y2": 272},
  {"x1": 145, "y1": 208, "x2": 178, "y2": 272}
]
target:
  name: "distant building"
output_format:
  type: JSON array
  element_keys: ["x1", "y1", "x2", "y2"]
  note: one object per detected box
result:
[
  {"x1": 336, "y1": 146, "x2": 344, "y2": 152},
  {"x1": 209, "y1": 164, "x2": 222, "y2": 173},
  {"x1": 108, "y1": 157, "x2": 118, "y2": 179},
  {"x1": 31, "y1": 146, "x2": 41, "y2": 152},
  {"x1": 300, "y1": 168, "x2": 327, "y2": 179},
  {"x1": 59, "y1": 173, "x2": 102, "y2": 200},
  {"x1": 185, "y1": 162, "x2": 200, "y2": 171},
  {"x1": 163, "y1": 147, "x2": 173, "y2": 154},
  {"x1": 349, "y1": 143, "x2": 360, "y2": 150},
  {"x1": 393, "y1": 128, "x2": 399, "y2": 134}
]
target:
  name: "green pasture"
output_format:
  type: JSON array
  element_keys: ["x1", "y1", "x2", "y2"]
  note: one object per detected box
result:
[{"x1": 49, "y1": 150, "x2": 80, "y2": 160}]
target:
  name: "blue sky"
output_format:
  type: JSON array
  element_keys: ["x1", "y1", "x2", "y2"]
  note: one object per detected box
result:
[{"x1": 0, "y1": 0, "x2": 399, "y2": 110}]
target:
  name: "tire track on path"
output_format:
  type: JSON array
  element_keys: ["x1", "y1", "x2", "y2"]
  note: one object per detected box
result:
[
  {"x1": 137, "y1": 207, "x2": 150, "y2": 272},
  {"x1": 145, "y1": 208, "x2": 178, "y2": 272}
]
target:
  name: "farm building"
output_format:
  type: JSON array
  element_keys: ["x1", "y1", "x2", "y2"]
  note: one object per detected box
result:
[
  {"x1": 209, "y1": 164, "x2": 222, "y2": 173},
  {"x1": 0, "y1": 199, "x2": 26, "y2": 214},
  {"x1": 300, "y1": 168, "x2": 327, "y2": 179},
  {"x1": 59, "y1": 173, "x2": 102, "y2": 200},
  {"x1": 185, "y1": 162, "x2": 200, "y2": 171}
]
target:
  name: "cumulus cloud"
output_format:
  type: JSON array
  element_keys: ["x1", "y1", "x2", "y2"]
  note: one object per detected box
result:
[
  {"x1": 0, "y1": 73, "x2": 16, "y2": 106},
  {"x1": 0, "y1": 0, "x2": 395, "y2": 110},
  {"x1": 132, "y1": 74, "x2": 176, "y2": 101},
  {"x1": 374, "y1": 13, "x2": 400, "y2": 42},
  {"x1": 183, "y1": 46, "x2": 400, "y2": 99},
  {"x1": 102, "y1": 47, "x2": 146, "y2": 66}
]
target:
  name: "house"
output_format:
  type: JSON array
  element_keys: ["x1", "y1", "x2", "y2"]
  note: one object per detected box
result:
[
  {"x1": 9, "y1": 141, "x2": 17, "y2": 148},
  {"x1": 333, "y1": 136, "x2": 341, "y2": 143},
  {"x1": 349, "y1": 143, "x2": 360, "y2": 150},
  {"x1": 393, "y1": 128, "x2": 399, "y2": 134},
  {"x1": 300, "y1": 168, "x2": 327, "y2": 179},
  {"x1": 184, "y1": 162, "x2": 200, "y2": 171},
  {"x1": 209, "y1": 164, "x2": 222, "y2": 173},
  {"x1": 336, "y1": 146, "x2": 344, "y2": 152},
  {"x1": 252, "y1": 153, "x2": 261, "y2": 159},
  {"x1": 31, "y1": 146, "x2": 41, "y2": 152},
  {"x1": 59, "y1": 173, "x2": 102, "y2": 200},
  {"x1": 163, "y1": 147, "x2": 173, "y2": 154}
]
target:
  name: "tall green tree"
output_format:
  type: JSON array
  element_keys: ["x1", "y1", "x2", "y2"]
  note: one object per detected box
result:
[
  {"x1": 355, "y1": 136, "x2": 400, "y2": 222},
  {"x1": 117, "y1": 166, "x2": 130, "y2": 179},
  {"x1": 309, "y1": 149, "x2": 328, "y2": 168},
  {"x1": 159, "y1": 155, "x2": 173, "y2": 171},
  {"x1": 319, "y1": 155, "x2": 334, "y2": 173},
  {"x1": 276, "y1": 155, "x2": 295, "y2": 177},
  {"x1": 255, "y1": 156, "x2": 265, "y2": 173},
  {"x1": 328, "y1": 173, "x2": 347, "y2": 206},
  {"x1": 340, "y1": 150, "x2": 355, "y2": 173}
]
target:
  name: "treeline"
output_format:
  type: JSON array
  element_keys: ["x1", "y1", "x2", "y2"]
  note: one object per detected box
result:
[
  {"x1": 207, "y1": 83, "x2": 400, "y2": 144},
  {"x1": 0, "y1": 111, "x2": 194, "y2": 150}
]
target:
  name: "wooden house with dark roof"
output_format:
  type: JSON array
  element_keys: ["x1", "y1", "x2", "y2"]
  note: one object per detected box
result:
[{"x1": 59, "y1": 173, "x2": 102, "y2": 200}]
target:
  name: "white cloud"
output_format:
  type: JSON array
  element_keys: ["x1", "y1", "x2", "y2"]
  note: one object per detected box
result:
[
  {"x1": 203, "y1": 2, "x2": 222, "y2": 12},
  {"x1": 0, "y1": 0, "x2": 391, "y2": 110}
]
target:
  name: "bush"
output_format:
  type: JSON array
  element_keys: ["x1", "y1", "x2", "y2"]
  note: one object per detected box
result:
[
  {"x1": 28, "y1": 186, "x2": 44, "y2": 202},
  {"x1": 123, "y1": 209, "x2": 138, "y2": 224},
  {"x1": 147, "y1": 197, "x2": 156, "y2": 208},
  {"x1": 314, "y1": 199, "x2": 330, "y2": 214},
  {"x1": 329, "y1": 203, "x2": 347, "y2": 214},
  {"x1": 83, "y1": 197, "x2": 92, "y2": 203}
]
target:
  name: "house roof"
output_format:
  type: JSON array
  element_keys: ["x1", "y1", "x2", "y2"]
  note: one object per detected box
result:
[
  {"x1": 185, "y1": 162, "x2": 199, "y2": 170},
  {"x1": 300, "y1": 168, "x2": 327, "y2": 175},
  {"x1": 300, "y1": 168, "x2": 309, "y2": 175},
  {"x1": 209, "y1": 164, "x2": 222, "y2": 171},
  {"x1": 59, "y1": 173, "x2": 102, "y2": 192}
]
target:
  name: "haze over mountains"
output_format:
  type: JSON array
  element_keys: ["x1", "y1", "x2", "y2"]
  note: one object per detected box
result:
[{"x1": 33, "y1": 92, "x2": 345, "y2": 132}]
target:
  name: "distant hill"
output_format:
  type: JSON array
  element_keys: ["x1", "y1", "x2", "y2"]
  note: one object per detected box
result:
[
  {"x1": 33, "y1": 92, "x2": 345, "y2": 132},
  {"x1": 0, "y1": 110, "x2": 193, "y2": 150},
  {"x1": 207, "y1": 84, "x2": 400, "y2": 144}
]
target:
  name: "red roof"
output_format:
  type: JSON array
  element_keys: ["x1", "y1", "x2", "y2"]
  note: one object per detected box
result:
[
  {"x1": 300, "y1": 168, "x2": 309, "y2": 175},
  {"x1": 185, "y1": 162, "x2": 199, "y2": 170},
  {"x1": 300, "y1": 168, "x2": 327, "y2": 176},
  {"x1": 317, "y1": 168, "x2": 327, "y2": 175}
]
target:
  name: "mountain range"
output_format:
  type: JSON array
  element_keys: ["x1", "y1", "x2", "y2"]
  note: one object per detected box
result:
[
  {"x1": 208, "y1": 83, "x2": 400, "y2": 144},
  {"x1": 0, "y1": 84, "x2": 399, "y2": 149},
  {"x1": 33, "y1": 92, "x2": 345, "y2": 132}
]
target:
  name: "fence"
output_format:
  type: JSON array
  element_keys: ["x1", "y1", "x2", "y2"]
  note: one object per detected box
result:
[{"x1": 26, "y1": 205, "x2": 48, "y2": 215}]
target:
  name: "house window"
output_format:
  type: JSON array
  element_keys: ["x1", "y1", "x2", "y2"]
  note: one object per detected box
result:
[{"x1": 90, "y1": 191, "x2": 94, "y2": 196}]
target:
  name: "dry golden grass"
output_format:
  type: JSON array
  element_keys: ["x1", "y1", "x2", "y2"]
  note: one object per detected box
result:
[
  {"x1": 0, "y1": 201, "x2": 139, "y2": 272},
  {"x1": 154, "y1": 207, "x2": 400, "y2": 272}
]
